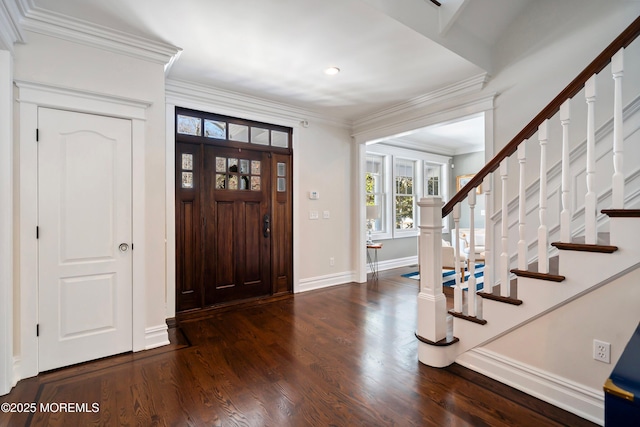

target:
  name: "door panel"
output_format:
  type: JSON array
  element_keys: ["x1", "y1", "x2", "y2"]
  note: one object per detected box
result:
[
  {"x1": 175, "y1": 143, "x2": 202, "y2": 312},
  {"x1": 203, "y1": 146, "x2": 271, "y2": 305},
  {"x1": 38, "y1": 108, "x2": 132, "y2": 371}
]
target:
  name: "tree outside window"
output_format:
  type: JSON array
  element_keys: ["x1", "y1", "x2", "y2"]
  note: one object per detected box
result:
[
  {"x1": 395, "y1": 159, "x2": 415, "y2": 230},
  {"x1": 365, "y1": 155, "x2": 384, "y2": 233}
]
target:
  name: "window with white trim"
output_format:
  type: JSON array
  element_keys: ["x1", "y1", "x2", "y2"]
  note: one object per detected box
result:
[
  {"x1": 394, "y1": 159, "x2": 416, "y2": 231},
  {"x1": 365, "y1": 154, "x2": 386, "y2": 234},
  {"x1": 365, "y1": 145, "x2": 450, "y2": 239}
]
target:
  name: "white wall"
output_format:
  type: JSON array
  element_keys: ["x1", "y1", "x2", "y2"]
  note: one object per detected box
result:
[
  {"x1": 12, "y1": 31, "x2": 168, "y2": 375},
  {"x1": 484, "y1": 267, "x2": 640, "y2": 392},
  {"x1": 0, "y1": 49, "x2": 13, "y2": 395},
  {"x1": 296, "y1": 122, "x2": 354, "y2": 284}
]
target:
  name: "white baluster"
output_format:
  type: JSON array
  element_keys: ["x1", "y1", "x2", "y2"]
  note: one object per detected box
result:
[
  {"x1": 500, "y1": 159, "x2": 510, "y2": 297},
  {"x1": 560, "y1": 100, "x2": 572, "y2": 242},
  {"x1": 417, "y1": 197, "x2": 447, "y2": 344},
  {"x1": 482, "y1": 175, "x2": 492, "y2": 294},
  {"x1": 612, "y1": 48, "x2": 624, "y2": 208},
  {"x1": 467, "y1": 190, "x2": 478, "y2": 318},
  {"x1": 538, "y1": 121, "x2": 549, "y2": 274},
  {"x1": 453, "y1": 204, "x2": 463, "y2": 313},
  {"x1": 585, "y1": 75, "x2": 597, "y2": 244},
  {"x1": 517, "y1": 143, "x2": 527, "y2": 270}
]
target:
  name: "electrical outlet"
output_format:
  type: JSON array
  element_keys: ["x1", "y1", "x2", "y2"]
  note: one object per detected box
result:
[
  {"x1": 593, "y1": 339, "x2": 611, "y2": 364},
  {"x1": 329, "y1": 257, "x2": 335, "y2": 266}
]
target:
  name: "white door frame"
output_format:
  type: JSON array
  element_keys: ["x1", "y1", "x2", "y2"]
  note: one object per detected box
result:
[
  {"x1": 352, "y1": 94, "x2": 496, "y2": 283},
  {"x1": 0, "y1": 51, "x2": 14, "y2": 395},
  {"x1": 15, "y1": 80, "x2": 150, "y2": 380},
  {"x1": 165, "y1": 88, "x2": 301, "y2": 319}
]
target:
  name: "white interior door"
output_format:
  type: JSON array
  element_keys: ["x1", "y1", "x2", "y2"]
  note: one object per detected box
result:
[{"x1": 38, "y1": 108, "x2": 133, "y2": 371}]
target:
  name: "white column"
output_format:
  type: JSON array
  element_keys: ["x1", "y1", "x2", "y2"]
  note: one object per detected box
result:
[
  {"x1": 453, "y1": 204, "x2": 463, "y2": 313},
  {"x1": 482, "y1": 175, "x2": 492, "y2": 294},
  {"x1": 467, "y1": 190, "x2": 478, "y2": 318},
  {"x1": 0, "y1": 50, "x2": 14, "y2": 396},
  {"x1": 560, "y1": 100, "x2": 572, "y2": 242},
  {"x1": 500, "y1": 159, "x2": 510, "y2": 297},
  {"x1": 538, "y1": 121, "x2": 549, "y2": 274},
  {"x1": 517, "y1": 143, "x2": 527, "y2": 270},
  {"x1": 417, "y1": 197, "x2": 447, "y2": 344},
  {"x1": 612, "y1": 48, "x2": 624, "y2": 208},
  {"x1": 585, "y1": 75, "x2": 598, "y2": 244}
]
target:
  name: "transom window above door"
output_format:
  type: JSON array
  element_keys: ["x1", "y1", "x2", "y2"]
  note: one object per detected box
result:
[{"x1": 176, "y1": 109, "x2": 291, "y2": 152}]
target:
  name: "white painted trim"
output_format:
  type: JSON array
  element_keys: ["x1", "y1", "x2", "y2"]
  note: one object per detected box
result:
[
  {"x1": 144, "y1": 324, "x2": 170, "y2": 350},
  {"x1": 165, "y1": 104, "x2": 176, "y2": 320},
  {"x1": 19, "y1": 4, "x2": 181, "y2": 69},
  {"x1": 377, "y1": 256, "x2": 418, "y2": 272},
  {"x1": 456, "y1": 348, "x2": 604, "y2": 425},
  {"x1": 0, "y1": 51, "x2": 13, "y2": 396},
  {"x1": 353, "y1": 90, "x2": 495, "y2": 144},
  {"x1": 166, "y1": 78, "x2": 349, "y2": 129},
  {"x1": 355, "y1": 101, "x2": 496, "y2": 291},
  {"x1": 353, "y1": 73, "x2": 489, "y2": 132},
  {"x1": 165, "y1": 87, "x2": 303, "y2": 303},
  {"x1": 15, "y1": 81, "x2": 151, "y2": 380},
  {"x1": 0, "y1": 0, "x2": 25, "y2": 52},
  {"x1": 296, "y1": 271, "x2": 357, "y2": 293}
]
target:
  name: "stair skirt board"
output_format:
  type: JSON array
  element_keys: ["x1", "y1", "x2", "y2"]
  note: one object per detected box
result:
[{"x1": 456, "y1": 349, "x2": 604, "y2": 426}]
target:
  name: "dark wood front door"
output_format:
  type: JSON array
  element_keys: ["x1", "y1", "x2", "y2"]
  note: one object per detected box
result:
[
  {"x1": 202, "y1": 146, "x2": 271, "y2": 305},
  {"x1": 175, "y1": 109, "x2": 293, "y2": 313}
]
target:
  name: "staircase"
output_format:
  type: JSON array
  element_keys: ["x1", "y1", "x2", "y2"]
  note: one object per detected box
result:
[{"x1": 415, "y1": 16, "x2": 640, "y2": 423}]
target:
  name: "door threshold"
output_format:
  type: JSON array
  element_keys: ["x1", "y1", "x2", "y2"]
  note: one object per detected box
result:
[{"x1": 176, "y1": 293, "x2": 293, "y2": 323}]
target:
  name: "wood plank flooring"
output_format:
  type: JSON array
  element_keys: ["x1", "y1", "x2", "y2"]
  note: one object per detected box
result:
[{"x1": 1, "y1": 267, "x2": 597, "y2": 426}]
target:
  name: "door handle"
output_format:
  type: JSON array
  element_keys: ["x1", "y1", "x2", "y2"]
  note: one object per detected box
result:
[
  {"x1": 263, "y1": 214, "x2": 270, "y2": 238},
  {"x1": 119, "y1": 243, "x2": 129, "y2": 252}
]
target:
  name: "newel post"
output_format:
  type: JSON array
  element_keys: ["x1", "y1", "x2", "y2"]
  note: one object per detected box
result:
[{"x1": 416, "y1": 197, "x2": 456, "y2": 368}]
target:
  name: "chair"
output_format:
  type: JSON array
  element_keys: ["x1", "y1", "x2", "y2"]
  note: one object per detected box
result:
[{"x1": 442, "y1": 239, "x2": 467, "y2": 283}]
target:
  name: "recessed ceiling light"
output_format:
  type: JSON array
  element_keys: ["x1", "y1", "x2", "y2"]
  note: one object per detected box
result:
[{"x1": 324, "y1": 67, "x2": 340, "y2": 75}]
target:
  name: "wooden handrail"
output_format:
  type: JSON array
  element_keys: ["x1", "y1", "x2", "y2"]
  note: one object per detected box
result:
[{"x1": 443, "y1": 15, "x2": 640, "y2": 217}]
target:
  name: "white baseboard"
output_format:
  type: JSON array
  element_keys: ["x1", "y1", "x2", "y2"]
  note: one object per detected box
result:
[
  {"x1": 144, "y1": 324, "x2": 170, "y2": 350},
  {"x1": 377, "y1": 256, "x2": 418, "y2": 272},
  {"x1": 456, "y1": 348, "x2": 604, "y2": 426},
  {"x1": 296, "y1": 270, "x2": 356, "y2": 293}
]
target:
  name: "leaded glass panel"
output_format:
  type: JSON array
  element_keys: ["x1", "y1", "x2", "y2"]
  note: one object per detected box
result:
[
  {"x1": 177, "y1": 115, "x2": 201, "y2": 136},
  {"x1": 229, "y1": 123, "x2": 249, "y2": 142},
  {"x1": 251, "y1": 127, "x2": 269, "y2": 145},
  {"x1": 181, "y1": 153, "x2": 193, "y2": 171},
  {"x1": 228, "y1": 175, "x2": 238, "y2": 190},
  {"x1": 215, "y1": 157, "x2": 226, "y2": 173},
  {"x1": 251, "y1": 160, "x2": 261, "y2": 175},
  {"x1": 204, "y1": 120, "x2": 226, "y2": 139},
  {"x1": 215, "y1": 174, "x2": 226, "y2": 189},
  {"x1": 272, "y1": 131, "x2": 288, "y2": 148},
  {"x1": 181, "y1": 172, "x2": 193, "y2": 188},
  {"x1": 251, "y1": 176, "x2": 261, "y2": 191}
]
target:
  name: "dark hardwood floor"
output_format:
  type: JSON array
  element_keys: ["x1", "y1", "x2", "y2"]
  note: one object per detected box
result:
[{"x1": 1, "y1": 267, "x2": 596, "y2": 426}]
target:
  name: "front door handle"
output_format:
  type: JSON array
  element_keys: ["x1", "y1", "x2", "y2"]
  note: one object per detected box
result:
[{"x1": 263, "y1": 214, "x2": 270, "y2": 238}]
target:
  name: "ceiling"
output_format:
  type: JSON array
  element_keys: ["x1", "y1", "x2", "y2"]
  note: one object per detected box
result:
[{"x1": 18, "y1": 0, "x2": 533, "y2": 151}]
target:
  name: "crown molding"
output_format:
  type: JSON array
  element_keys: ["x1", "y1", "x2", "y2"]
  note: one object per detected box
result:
[
  {"x1": 18, "y1": 2, "x2": 181, "y2": 72},
  {"x1": 166, "y1": 78, "x2": 351, "y2": 130},
  {"x1": 353, "y1": 90, "x2": 496, "y2": 145},
  {"x1": 353, "y1": 73, "x2": 490, "y2": 131},
  {"x1": 0, "y1": 0, "x2": 26, "y2": 51}
]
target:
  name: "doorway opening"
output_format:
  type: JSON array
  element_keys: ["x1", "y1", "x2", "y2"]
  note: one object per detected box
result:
[{"x1": 175, "y1": 108, "x2": 293, "y2": 313}]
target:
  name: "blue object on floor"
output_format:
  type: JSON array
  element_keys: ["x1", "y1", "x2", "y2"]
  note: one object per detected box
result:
[{"x1": 604, "y1": 321, "x2": 640, "y2": 426}]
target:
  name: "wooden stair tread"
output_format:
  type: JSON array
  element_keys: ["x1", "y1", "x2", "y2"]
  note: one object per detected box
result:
[
  {"x1": 448, "y1": 310, "x2": 488, "y2": 325},
  {"x1": 551, "y1": 241, "x2": 618, "y2": 253},
  {"x1": 511, "y1": 255, "x2": 564, "y2": 282},
  {"x1": 477, "y1": 292, "x2": 523, "y2": 306},
  {"x1": 478, "y1": 279, "x2": 522, "y2": 305},
  {"x1": 602, "y1": 209, "x2": 640, "y2": 217}
]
